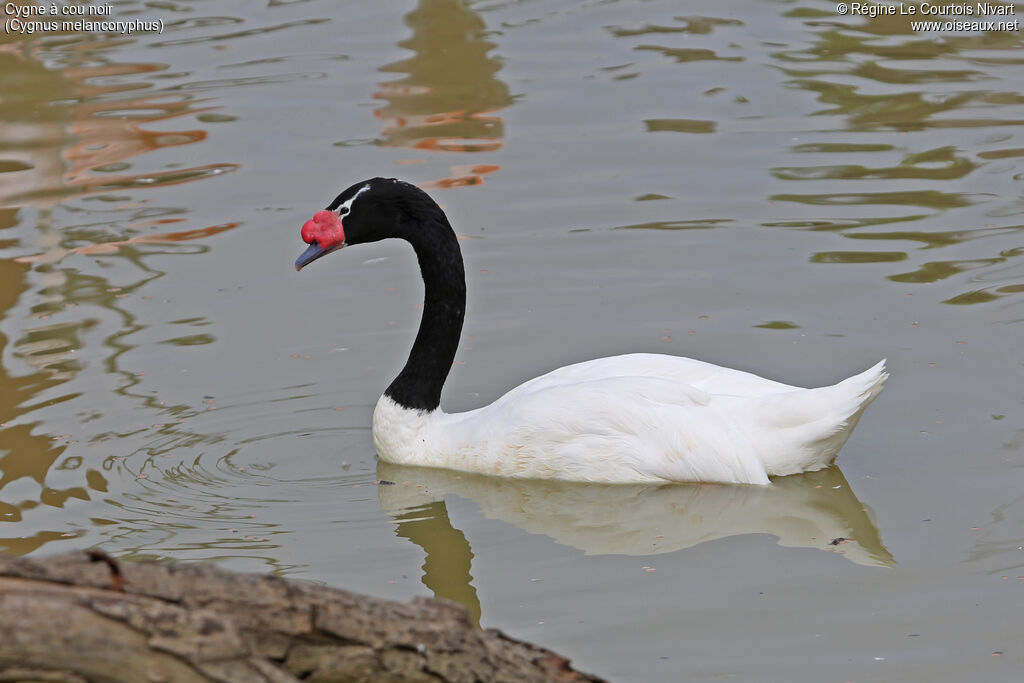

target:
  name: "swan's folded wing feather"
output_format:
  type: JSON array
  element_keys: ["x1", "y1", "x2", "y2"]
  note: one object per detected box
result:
[
  {"x1": 459, "y1": 375, "x2": 771, "y2": 485},
  {"x1": 500, "y1": 353, "x2": 799, "y2": 403}
]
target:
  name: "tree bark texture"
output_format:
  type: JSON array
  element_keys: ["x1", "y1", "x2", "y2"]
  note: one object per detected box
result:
[{"x1": 0, "y1": 551, "x2": 607, "y2": 683}]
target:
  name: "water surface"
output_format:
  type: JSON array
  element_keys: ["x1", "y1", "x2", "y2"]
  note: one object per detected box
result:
[{"x1": 1, "y1": 1, "x2": 1022, "y2": 681}]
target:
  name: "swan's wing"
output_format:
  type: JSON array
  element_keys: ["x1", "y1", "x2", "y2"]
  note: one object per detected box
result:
[
  {"x1": 450, "y1": 375, "x2": 771, "y2": 485},
  {"x1": 500, "y1": 353, "x2": 800, "y2": 401},
  {"x1": 429, "y1": 357, "x2": 885, "y2": 484}
]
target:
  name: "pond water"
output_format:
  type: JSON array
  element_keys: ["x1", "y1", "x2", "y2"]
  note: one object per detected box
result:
[{"x1": 1, "y1": 1, "x2": 1022, "y2": 680}]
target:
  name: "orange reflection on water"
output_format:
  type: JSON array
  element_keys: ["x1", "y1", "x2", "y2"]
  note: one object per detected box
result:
[
  {"x1": 15, "y1": 222, "x2": 241, "y2": 265},
  {"x1": 420, "y1": 164, "x2": 500, "y2": 189},
  {"x1": 0, "y1": 38, "x2": 229, "y2": 207},
  {"x1": 373, "y1": 0, "x2": 511, "y2": 188},
  {"x1": 0, "y1": 35, "x2": 239, "y2": 556}
]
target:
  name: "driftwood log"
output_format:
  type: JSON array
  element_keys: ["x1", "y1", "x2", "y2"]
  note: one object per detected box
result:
[{"x1": 0, "y1": 551, "x2": 606, "y2": 683}]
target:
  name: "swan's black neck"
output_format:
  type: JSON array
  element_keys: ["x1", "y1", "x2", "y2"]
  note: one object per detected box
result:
[{"x1": 384, "y1": 203, "x2": 465, "y2": 413}]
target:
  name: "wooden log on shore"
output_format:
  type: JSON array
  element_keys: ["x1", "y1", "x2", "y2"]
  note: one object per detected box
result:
[{"x1": 0, "y1": 550, "x2": 606, "y2": 683}]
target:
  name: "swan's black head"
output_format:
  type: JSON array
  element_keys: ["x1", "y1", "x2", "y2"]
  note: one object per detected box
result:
[
  {"x1": 294, "y1": 177, "x2": 466, "y2": 413},
  {"x1": 295, "y1": 177, "x2": 438, "y2": 271}
]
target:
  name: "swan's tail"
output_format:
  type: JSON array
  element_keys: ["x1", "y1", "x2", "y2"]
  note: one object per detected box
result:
[{"x1": 760, "y1": 360, "x2": 888, "y2": 477}]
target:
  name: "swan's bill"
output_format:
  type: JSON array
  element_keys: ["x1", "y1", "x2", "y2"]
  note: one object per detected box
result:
[{"x1": 295, "y1": 240, "x2": 345, "y2": 271}]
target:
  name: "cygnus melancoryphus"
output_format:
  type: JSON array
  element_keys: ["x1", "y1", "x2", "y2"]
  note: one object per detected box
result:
[{"x1": 295, "y1": 178, "x2": 887, "y2": 485}]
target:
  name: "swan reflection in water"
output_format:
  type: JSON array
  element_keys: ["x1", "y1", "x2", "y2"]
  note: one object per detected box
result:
[{"x1": 378, "y1": 463, "x2": 893, "y2": 624}]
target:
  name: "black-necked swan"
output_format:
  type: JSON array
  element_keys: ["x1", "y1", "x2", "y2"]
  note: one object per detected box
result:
[{"x1": 294, "y1": 177, "x2": 887, "y2": 485}]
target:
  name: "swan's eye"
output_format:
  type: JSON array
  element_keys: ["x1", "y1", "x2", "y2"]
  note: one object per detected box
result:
[{"x1": 337, "y1": 207, "x2": 349, "y2": 217}]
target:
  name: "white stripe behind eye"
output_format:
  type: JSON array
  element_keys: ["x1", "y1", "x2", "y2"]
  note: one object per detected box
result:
[{"x1": 336, "y1": 184, "x2": 371, "y2": 215}]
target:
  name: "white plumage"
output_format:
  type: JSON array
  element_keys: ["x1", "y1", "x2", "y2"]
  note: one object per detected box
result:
[{"x1": 373, "y1": 354, "x2": 887, "y2": 485}]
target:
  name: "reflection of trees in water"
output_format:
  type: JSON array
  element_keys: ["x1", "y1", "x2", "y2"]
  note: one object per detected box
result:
[
  {"x1": 767, "y1": 16, "x2": 1024, "y2": 305},
  {"x1": 0, "y1": 48, "x2": 232, "y2": 207},
  {"x1": 374, "y1": 0, "x2": 511, "y2": 187},
  {"x1": 605, "y1": 11, "x2": 1024, "y2": 305},
  {"x1": 0, "y1": 38, "x2": 240, "y2": 556},
  {"x1": 0, "y1": 215, "x2": 226, "y2": 554},
  {"x1": 0, "y1": 208, "x2": 81, "y2": 555}
]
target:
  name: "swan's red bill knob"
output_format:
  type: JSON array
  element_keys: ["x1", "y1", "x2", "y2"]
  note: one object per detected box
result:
[{"x1": 295, "y1": 210, "x2": 345, "y2": 271}]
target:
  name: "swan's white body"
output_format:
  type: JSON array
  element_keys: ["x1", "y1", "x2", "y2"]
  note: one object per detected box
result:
[{"x1": 373, "y1": 353, "x2": 887, "y2": 485}]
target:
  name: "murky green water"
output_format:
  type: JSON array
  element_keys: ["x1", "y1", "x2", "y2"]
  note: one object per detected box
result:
[{"x1": 2, "y1": 1, "x2": 1022, "y2": 680}]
